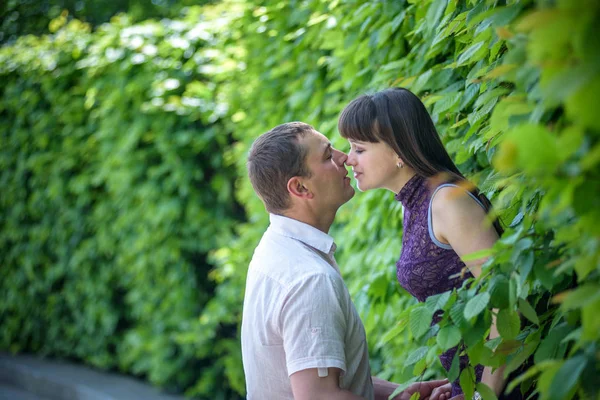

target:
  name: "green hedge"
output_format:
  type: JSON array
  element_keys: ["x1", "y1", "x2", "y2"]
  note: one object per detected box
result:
[
  {"x1": 0, "y1": 0, "x2": 201, "y2": 44},
  {"x1": 0, "y1": 7, "x2": 242, "y2": 398},
  {"x1": 212, "y1": 0, "x2": 600, "y2": 399},
  {"x1": 1, "y1": 0, "x2": 599, "y2": 399}
]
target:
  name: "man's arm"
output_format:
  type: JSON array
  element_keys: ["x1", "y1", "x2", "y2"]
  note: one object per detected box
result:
[
  {"x1": 290, "y1": 368, "x2": 366, "y2": 400},
  {"x1": 373, "y1": 376, "x2": 398, "y2": 400}
]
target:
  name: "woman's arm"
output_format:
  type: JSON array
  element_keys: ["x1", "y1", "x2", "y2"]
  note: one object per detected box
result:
[{"x1": 431, "y1": 186, "x2": 505, "y2": 396}]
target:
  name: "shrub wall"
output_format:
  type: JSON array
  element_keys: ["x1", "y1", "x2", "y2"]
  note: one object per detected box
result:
[{"x1": 1, "y1": 1, "x2": 599, "y2": 399}]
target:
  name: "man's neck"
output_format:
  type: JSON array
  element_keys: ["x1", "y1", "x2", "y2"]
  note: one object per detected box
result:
[{"x1": 282, "y1": 207, "x2": 336, "y2": 234}]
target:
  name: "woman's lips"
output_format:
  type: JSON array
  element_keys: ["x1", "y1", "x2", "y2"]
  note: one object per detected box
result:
[{"x1": 353, "y1": 172, "x2": 362, "y2": 179}]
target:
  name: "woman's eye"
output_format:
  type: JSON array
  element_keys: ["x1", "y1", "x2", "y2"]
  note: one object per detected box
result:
[{"x1": 355, "y1": 149, "x2": 364, "y2": 154}]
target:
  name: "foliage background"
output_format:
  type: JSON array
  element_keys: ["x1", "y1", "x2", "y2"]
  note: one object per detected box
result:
[{"x1": 1, "y1": 0, "x2": 598, "y2": 399}]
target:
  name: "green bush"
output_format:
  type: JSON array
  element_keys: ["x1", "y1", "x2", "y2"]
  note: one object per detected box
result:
[
  {"x1": 2, "y1": 0, "x2": 599, "y2": 399},
  {"x1": 212, "y1": 0, "x2": 600, "y2": 399},
  {"x1": 0, "y1": 6, "x2": 242, "y2": 398},
  {"x1": 0, "y1": 0, "x2": 206, "y2": 44}
]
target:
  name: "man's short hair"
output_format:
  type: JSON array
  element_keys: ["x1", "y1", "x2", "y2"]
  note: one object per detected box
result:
[{"x1": 247, "y1": 122, "x2": 314, "y2": 214}]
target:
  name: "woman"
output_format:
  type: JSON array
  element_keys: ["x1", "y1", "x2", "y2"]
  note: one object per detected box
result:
[{"x1": 338, "y1": 88, "x2": 504, "y2": 399}]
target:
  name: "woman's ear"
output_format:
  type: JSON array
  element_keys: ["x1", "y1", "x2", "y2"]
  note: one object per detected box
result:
[
  {"x1": 287, "y1": 176, "x2": 314, "y2": 199},
  {"x1": 396, "y1": 156, "x2": 405, "y2": 169}
]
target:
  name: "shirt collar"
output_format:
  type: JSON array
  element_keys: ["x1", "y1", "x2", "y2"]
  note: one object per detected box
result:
[{"x1": 269, "y1": 214, "x2": 336, "y2": 255}]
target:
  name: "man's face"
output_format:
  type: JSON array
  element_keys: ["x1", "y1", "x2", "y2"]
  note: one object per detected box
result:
[{"x1": 300, "y1": 130, "x2": 355, "y2": 211}]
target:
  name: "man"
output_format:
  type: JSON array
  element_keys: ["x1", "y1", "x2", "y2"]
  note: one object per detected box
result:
[{"x1": 242, "y1": 122, "x2": 450, "y2": 400}]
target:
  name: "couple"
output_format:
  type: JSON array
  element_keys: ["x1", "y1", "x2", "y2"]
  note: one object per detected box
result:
[{"x1": 241, "y1": 88, "x2": 503, "y2": 400}]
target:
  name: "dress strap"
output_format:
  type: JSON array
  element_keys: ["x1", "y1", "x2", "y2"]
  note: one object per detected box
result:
[{"x1": 427, "y1": 183, "x2": 486, "y2": 249}]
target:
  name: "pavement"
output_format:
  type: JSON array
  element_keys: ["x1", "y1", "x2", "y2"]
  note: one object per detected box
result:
[
  {"x1": 0, "y1": 383, "x2": 51, "y2": 400},
  {"x1": 0, "y1": 353, "x2": 186, "y2": 400}
]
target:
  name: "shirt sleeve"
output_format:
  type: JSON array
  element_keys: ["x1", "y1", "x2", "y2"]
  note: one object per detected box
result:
[{"x1": 280, "y1": 273, "x2": 348, "y2": 377}]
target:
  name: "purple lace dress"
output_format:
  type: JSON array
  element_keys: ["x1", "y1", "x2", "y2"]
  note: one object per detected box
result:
[{"x1": 395, "y1": 174, "x2": 484, "y2": 397}]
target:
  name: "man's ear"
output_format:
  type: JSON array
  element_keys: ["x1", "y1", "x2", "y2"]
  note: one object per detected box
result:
[{"x1": 287, "y1": 176, "x2": 314, "y2": 199}]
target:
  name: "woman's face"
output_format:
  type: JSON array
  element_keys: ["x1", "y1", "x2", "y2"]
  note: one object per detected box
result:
[{"x1": 345, "y1": 139, "x2": 400, "y2": 191}]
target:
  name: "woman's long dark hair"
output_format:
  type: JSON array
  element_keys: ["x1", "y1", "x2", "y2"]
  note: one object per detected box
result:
[{"x1": 338, "y1": 87, "x2": 503, "y2": 236}]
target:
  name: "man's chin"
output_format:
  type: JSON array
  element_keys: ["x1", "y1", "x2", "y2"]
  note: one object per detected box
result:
[{"x1": 345, "y1": 187, "x2": 356, "y2": 202}]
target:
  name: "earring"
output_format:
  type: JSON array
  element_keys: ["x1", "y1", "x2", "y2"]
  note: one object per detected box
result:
[{"x1": 397, "y1": 162, "x2": 404, "y2": 169}]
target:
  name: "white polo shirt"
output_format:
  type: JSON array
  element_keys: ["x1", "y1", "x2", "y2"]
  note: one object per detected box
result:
[{"x1": 241, "y1": 214, "x2": 373, "y2": 400}]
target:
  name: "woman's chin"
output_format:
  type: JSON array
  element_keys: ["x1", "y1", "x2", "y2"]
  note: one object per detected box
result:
[{"x1": 356, "y1": 182, "x2": 369, "y2": 192}]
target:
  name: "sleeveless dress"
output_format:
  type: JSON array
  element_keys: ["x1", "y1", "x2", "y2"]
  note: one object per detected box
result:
[{"x1": 395, "y1": 174, "x2": 485, "y2": 397}]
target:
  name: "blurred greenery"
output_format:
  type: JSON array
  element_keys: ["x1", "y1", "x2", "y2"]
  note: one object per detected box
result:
[
  {"x1": 0, "y1": 0, "x2": 214, "y2": 44},
  {"x1": 1, "y1": 0, "x2": 599, "y2": 399}
]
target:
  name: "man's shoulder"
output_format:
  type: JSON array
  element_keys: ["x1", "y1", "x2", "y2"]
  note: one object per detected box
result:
[
  {"x1": 248, "y1": 254, "x2": 341, "y2": 289},
  {"x1": 248, "y1": 232, "x2": 342, "y2": 289}
]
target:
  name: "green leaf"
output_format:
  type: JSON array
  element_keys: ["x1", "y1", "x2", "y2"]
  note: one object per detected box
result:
[
  {"x1": 497, "y1": 309, "x2": 520, "y2": 340},
  {"x1": 413, "y1": 357, "x2": 428, "y2": 376},
  {"x1": 411, "y1": 69, "x2": 433, "y2": 93},
  {"x1": 463, "y1": 310, "x2": 491, "y2": 348},
  {"x1": 501, "y1": 124, "x2": 560, "y2": 175},
  {"x1": 448, "y1": 351, "x2": 461, "y2": 382},
  {"x1": 472, "y1": 340, "x2": 498, "y2": 367},
  {"x1": 534, "y1": 324, "x2": 571, "y2": 364},
  {"x1": 426, "y1": 0, "x2": 448, "y2": 30},
  {"x1": 548, "y1": 356, "x2": 587, "y2": 400},
  {"x1": 489, "y1": 275, "x2": 510, "y2": 309},
  {"x1": 505, "y1": 360, "x2": 557, "y2": 394},
  {"x1": 517, "y1": 298, "x2": 539, "y2": 325},
  {"x1": 426, "y1": 291, "x2": 452, "y2": 312},
  {"x1": 464, "y1": 292, "x2": 490, "y2": 320},
  {"x1": 410, "y1": 306, "x2": 434, "y2": 339},
  {"x1": 457, "y1": 41, "x2": 485, "y2": 66},
  {"x1": 538, "y1": 361, "x2": 562, "y2": 395},
  {"x1": 460, "y1": 248, "x2": 495, "y2": 262},
  {"x1": 459, "y1": 366, "x2": 475, "y2": 399},
  {"x1": 560, "y1": 328, "x2": 581, "y2": 344},
  {"x1": 450, "y1": 301, "x2": 469, "y2": 330},
  {"x1": 555, "y1": 284, "x2": 600, "y2": 311},
  {"x1": 432, "y1": 92, "x2": 462, "y2": 116},
  {"x1": 406, "y1": 346, "x2": 429, "y2": 365},
  {"x1": 581, "y1": 298, "x2": 600, "y2": 341},
  {"x1": 565, "y1": 75, "x2": 600, "y2": 130},
  {"x1": 379, "y1": 318, "x2": 408, "y2": 347},
  {"x1": 389, "y1": 378, "x2": 418, "y2": 400},
  {"x1": 437, "y1": 325, "x2": 462, "y2": 350},
  {"x1": 476, "y1": 382, "x2": 498, "y2": 400},
  {"x1": 504, "y1": 341, "x2": 538, "y2": 378},
  {"x1": 533, "y1": 259, "x2": 557, "y2": 290},
  {"x1": 376, "y1": 22, "x2": 395, "y2": 48}
]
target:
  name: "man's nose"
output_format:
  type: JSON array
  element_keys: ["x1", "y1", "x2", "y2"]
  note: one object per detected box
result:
[
  {"x1": 335, "y1": 149, "x2": 348, "y2": 166},
  {"x1": 345, "y1": 151, "x2": 355, "y2": 166}
]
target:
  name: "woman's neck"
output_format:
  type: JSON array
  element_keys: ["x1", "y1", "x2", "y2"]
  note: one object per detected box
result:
[{"x1": 386, "y1": 168, "x2": 416, "y2": 194}]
